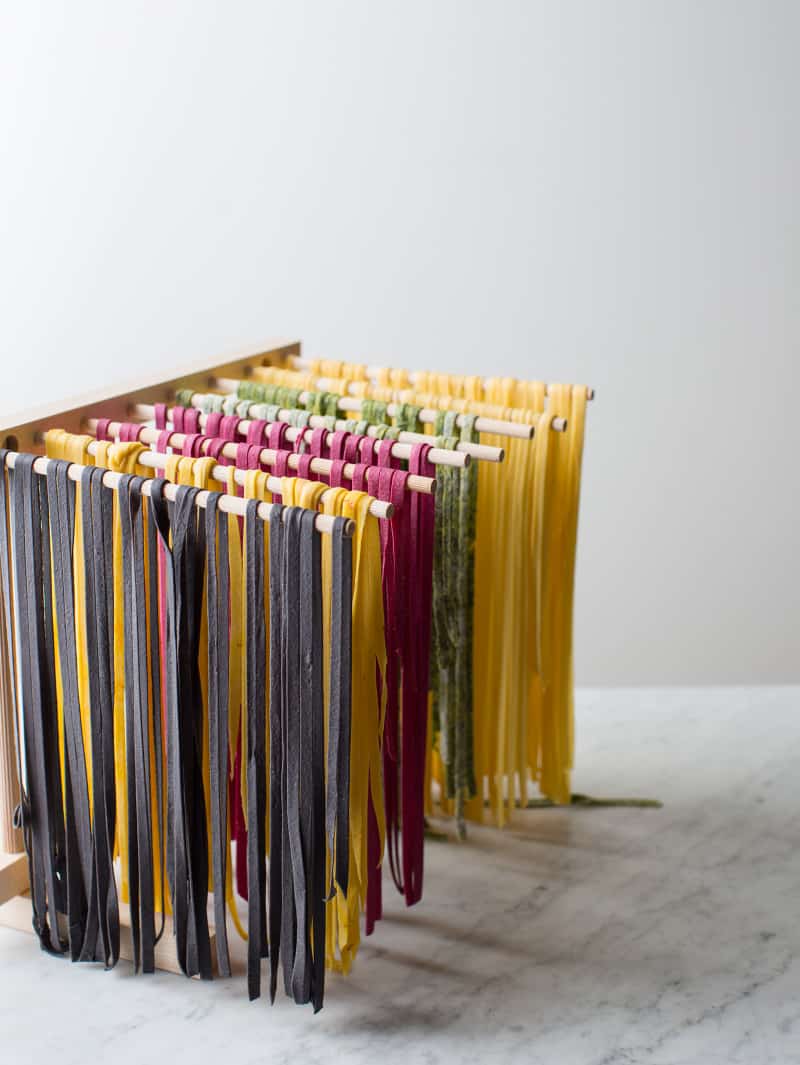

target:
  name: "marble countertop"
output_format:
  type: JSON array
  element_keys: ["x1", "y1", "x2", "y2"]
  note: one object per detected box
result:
[{"x1": 2, "y1": 687, "x2": 798, "y2": 1065}]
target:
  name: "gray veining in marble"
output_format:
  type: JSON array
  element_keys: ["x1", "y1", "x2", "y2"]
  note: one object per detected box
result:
[{"x1": 2, "y1": 687, "x2": 799, "y2": 1064}]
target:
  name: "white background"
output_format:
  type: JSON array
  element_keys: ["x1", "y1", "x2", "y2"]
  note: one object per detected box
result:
[{"x1": 1, "y1": 1, "x2": 797, "y2": 684}]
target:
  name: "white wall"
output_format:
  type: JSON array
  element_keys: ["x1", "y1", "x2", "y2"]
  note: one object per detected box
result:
[{"x1": 1, "y1": 1, "x2": 797, "y2": 684}]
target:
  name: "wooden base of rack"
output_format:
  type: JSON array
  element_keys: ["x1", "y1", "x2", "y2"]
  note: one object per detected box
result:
[{"x1": 0, "y1": 852, "x2": 216, "y2": 976}]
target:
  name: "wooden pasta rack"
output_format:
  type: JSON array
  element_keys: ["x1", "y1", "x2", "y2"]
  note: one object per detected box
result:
[{"x1": 0, "y1": 336, "x2": 588, "y2": 981}]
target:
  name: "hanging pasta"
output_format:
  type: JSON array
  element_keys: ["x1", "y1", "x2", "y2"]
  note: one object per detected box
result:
[{"x1": 0, "y1": 338, "x2": 594, "y2": 1021}]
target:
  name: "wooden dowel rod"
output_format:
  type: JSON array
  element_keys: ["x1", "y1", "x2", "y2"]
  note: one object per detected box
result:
[
  {"x1": 2, "y1": 451, "x2": 355, "y2": 537},
  {"x1": 301, "y1": 381, "x2": 568, "y2": 437},
  {"x1": 220, "y1": 381, "x2": 567, "y2": 444},
  {"x1": 323, "y1": 391, "x2": 544, "y2": 439},
  {"x1": 83, "y1": 419, "x2": 436, "y2": 497},
  {"x1": 289, "y1": 355, "x2": 596, "y2": 402},
  {"x1": 209, "y1": 379, "x2": 502, "y2": 457},
  {"x1": 81, "y1": 438, "x2": 394, "y2": 522},
  {"x1": 132, "y1": 403, "x2": 470, "y2": 471},
  {"x1": 237, "y1": 372, "x2": 539, "y2": 440},
  {"x1": 379, "y1": 427, "x2": 505, "y2": 462},
  {"x1": 299, "y1": 379, "x2": 568, "y2": 436}
]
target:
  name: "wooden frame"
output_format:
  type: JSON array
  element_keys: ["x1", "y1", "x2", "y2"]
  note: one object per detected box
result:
[{"x1": 0, "y1": 338, "x2": 301, "y2": 972}]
